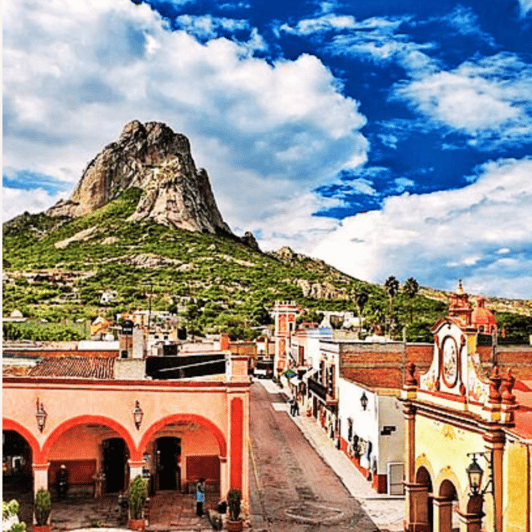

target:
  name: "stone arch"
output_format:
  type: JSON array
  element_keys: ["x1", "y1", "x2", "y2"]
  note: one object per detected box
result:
[
  {"x1": 415, "y1": 454, "x2": 436, "y2": 484},
  {"x1": 434, "y1": 467, "x2": 464, "y2": 503},
  {"x1": 3, "y1": 418, "x2": 43, "y2": 463},
  {"x1": 42, "y1": 415, "x2": 137, "y2": 462},
  {"x1": 139, "y1": 413, "x2": 227, "y2": 458},
  {"x1": 414, "y1": 465, "x2": 434, "y2": 532}
]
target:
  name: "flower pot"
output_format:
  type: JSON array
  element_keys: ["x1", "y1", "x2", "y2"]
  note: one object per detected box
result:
[
  {"x1": 127, "y1": 518, "x2": 145, "y2": 531},
  {"x1": 33, "y1": 525, "x2": 51, "y2": 532},
  {"x1": 226, "y1": 519, "x2": 244, "y2": 532}
]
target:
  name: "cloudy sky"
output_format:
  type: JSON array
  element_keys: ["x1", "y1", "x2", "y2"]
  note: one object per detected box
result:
[{"x1": 3, "y1": 0, "x2": 532, "y2": 298}]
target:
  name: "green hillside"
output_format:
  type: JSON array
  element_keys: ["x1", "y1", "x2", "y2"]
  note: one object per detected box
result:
[{"x1": 4, "y1": 188, "x2": 524, "y2": 341}]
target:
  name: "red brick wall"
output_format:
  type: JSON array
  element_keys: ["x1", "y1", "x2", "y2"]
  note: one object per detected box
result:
[
  {"x1": 339, "y1": 343, "x2": 433, "y2": 389},
  {"x1": 495, "y1": 346, "x2": 532, "y2": 380}
]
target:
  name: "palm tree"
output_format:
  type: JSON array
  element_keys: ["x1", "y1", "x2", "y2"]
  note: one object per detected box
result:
[
  {"x1": 384, "y1": 276, "x2": 400, "y2": 313},
  {"x1": 353, "y1": 289, "x2": 369, "y2": 318},
  {"x1": 403, "y1": 277, "x2": 420, "y2": 324},
  {"x1": 384, "y1": 276, "x2": 400, "y2": 337}
]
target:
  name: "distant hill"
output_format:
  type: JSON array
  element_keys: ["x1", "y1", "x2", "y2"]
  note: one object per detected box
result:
[{"x1": 3, "y1": 122, "x2": 531, "y2": 341}]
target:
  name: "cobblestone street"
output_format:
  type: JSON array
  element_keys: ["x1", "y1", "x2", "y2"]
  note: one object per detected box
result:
[{"x1": 249, "y1": 381, "x2": 379, "y2": 532}]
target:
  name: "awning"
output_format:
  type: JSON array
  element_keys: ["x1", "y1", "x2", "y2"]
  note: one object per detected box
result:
[
  {"x1": 284, "y1": 368, "x2": 296, "y2": 379},
  {"x1": 302, "y1": 368, "x2": 318, "y2": 382}
]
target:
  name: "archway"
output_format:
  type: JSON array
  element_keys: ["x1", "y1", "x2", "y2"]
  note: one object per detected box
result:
[
  {"x1": 2, "y1": 430, "x2": 34, "y2": 527},
  {"x1": 415, "y1": 466, "x2": 434, "y2": 532},
  {"x1": 140, "y1": 414, "x2": 226, "y2": 495},
  {"x1": 43, "y1": 416, "x2": 136, "y2": 499},
  {"x1": 3, "y1": 430, "x2": 33, "y2": 491},
  {"x1": 436, "y1": 479, "x2": 459, "y2": 532}
]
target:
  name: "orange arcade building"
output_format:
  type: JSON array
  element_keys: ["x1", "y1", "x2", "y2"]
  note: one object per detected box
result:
[{"x1": 2, "y1": 350, "x2": 251, "y2": 517}]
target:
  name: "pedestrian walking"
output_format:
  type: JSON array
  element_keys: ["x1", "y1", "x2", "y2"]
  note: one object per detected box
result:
[
  {"x1": 195, "y1": 478, "x2": 205, "y2": 517},
  {"x1": 294, "y1": 399, "x2": 300, "y2": 416}
]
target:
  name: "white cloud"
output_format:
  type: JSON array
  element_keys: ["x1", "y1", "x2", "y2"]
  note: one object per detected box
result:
[
  {"x1": 174, "y1": 14, "x2": 250, "y2": 41},
  {"x1": 2, "y1": 188, "x2": 66, "y2": 223},
  {"x1": 312, "y1": 157, "x2": 532, "y2": 298},
  {"x1": 393, "y1": 53, "x2": 532, "y2": 147},
  {"x1": 518, "y1": 0, "x2": 532, "y2": 17},
  {"x1": 3, "y1": 0, "x2": 368, "y2": 236}
]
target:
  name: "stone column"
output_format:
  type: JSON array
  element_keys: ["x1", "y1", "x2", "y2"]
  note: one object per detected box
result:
[
  {"x1": 128, "y1": 460, "x2": 144, "y2": 481},
  {"x1": 403, "y1": 483, "x2": 432, "y2": 532},
  {"x1": 457, "y1": 509, "x2": 484, "y2": 532},
  {"x1": 403, "y1": 402, "x2": 417, "y2": 531},
  {"x1": 484, "y1": 430, "x2": 504, "y2": 532},
  {"x1": 32, "y1": 462, "x2": 50, "y2": 495},
  {"x1": 433, "y1": 496, "x2": 453, "y2": 532}
]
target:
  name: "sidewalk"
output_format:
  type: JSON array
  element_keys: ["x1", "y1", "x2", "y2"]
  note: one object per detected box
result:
[{"x1": 259, "y1": 380, "x2": 404, "y2": 532}]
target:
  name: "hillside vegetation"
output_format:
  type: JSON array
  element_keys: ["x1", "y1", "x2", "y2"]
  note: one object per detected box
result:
[{"x1": 3, "y1": 189, "x2": 530, "y2": 341}]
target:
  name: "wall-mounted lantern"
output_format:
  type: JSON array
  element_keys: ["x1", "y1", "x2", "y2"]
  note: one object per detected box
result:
[
  {"x1": 466, "y1": 452, "x2": 492, "y2": 496},
  {"x1": 36, "y1": 399, "x2": 47, "y2": 433},
  {"x1": 133, "y1": 400, "x2": 144, "y2": 430},
  {"x1": 360, "y1": 391, "x2": 368, "y2": 411}
]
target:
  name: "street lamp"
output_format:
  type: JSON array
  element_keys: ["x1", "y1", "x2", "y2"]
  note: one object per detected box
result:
[
  {"x1": 466, "y1": 452, "x2": 492, "y2": 495},
  {"x1": 133, "y1": 400, "x2": 144, "y2": 430},
  {"x1": 36, "y1": 399, "x2": 47, "y2": 433},
  {"x1": 360, "y1": 392, "x2": 368, "y2": 411},
  {"x1": 466, "y1": 454, "x2": 484, "y2": 495}
]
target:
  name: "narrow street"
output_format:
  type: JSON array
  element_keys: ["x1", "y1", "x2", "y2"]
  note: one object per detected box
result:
[{"x1": 249, "y1": 382, "x2": 379, "y2": 532}]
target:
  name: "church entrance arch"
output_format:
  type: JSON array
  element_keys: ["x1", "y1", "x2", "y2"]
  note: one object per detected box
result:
[
  {"x1": 415, "y1": 466, "x2": 434, "y2": 532},
  {"x1": 435, "y1": 479, "x2": 459, "y2": 532}
]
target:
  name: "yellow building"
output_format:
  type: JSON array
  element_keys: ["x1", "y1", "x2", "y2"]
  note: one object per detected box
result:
[{"x1": 402, "y1": 283, "x2": 532, "y2": 532}]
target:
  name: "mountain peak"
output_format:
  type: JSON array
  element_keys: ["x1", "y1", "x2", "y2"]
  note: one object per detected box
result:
[{"x1": 47, "y1": 121, "x2": 231, "y2": 235}]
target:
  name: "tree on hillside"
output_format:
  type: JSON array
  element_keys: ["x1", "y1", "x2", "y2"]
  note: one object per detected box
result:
[
  {"x1": 384, "y1": 276, "x2": 400, "y2": 337},
  {"x1": 384, "y1": 276, "x2": 399, "y2": 313},
  {"x1": 353, "y1": 289, "x2": 369, "y2": 318},
  {"x1": 403, "y1": 277, "x2": 420, "y2": 323}
]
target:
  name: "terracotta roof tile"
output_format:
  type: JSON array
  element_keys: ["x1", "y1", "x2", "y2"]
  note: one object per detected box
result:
[{"x1": 29, "y1": 356, "x2": 115, "y2": 379}]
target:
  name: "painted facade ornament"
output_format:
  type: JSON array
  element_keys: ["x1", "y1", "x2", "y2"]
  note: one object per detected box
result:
[
  {"x1": 467, "y1": 353, "x2": 489, "y2": 403},
  {"x1": 488, "y1": 366, "x2": 502, "y2": 404},
  {"x1": 500, "y1": 368, "x2": 516, "y2": 404},
  {"x1": 441, "y1": 424, "x2": 456, "y2": 440},
  {"x1": 405, "y1": 362, "x2": 418, "y2": 387},
  {"x1": 441, "y1": 336, "x2": 459, "y2": 388}
]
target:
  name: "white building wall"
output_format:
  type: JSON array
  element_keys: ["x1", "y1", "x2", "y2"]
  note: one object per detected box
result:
[
  {"x1": 338, "y1": 378, "x2": 379, "y2": 471},
  {"x1": 376, "y1": 395, "x2": 404, "y2": 475}
]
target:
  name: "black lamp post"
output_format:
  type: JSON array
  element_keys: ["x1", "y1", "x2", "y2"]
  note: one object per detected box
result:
[
  {"x1": 133, "y1": 400, "x2": 144, "y2": 430},
  {"x1": 36, "y1": 399, "x2": 47, "y2": 433},
  {"x1": 466, "y1": 454, "x2": 484, "y2": 495},
  {"x1": 360, "y1": 391, "x2": 368, "y2": 411}
]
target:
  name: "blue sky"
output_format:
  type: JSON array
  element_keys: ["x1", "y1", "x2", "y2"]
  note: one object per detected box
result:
[{"x1": 3, "y1": 0, "x2": 532, "y2": 298}]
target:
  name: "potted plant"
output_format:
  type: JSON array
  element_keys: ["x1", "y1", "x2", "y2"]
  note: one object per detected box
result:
[
  {"x1": 34, "y1": 488, "x2": 51, "y2": 532},
  {"x1": 226, "y1": 489, "x2": 243, "y2": 532},
  {"x1": 127, "y1": 475, "x2": 148, "y2": 531}
]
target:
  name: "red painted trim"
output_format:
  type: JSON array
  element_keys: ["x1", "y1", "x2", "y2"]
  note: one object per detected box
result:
[
  {"x1": 138, "y1": 414, "x2": 227, "y2": 458},
  {"x1": 3, "y1": 377, "x2": 248, "y2": 389},
  {"x1": 230, "y1": 398, "x2": 243, "y2": 491},
  {"x1": 2, "y1": 418, "x2": 44, "y2": 462},
  {"x1": 41, "y1": 415, "x2": 137, "y2": 462}
]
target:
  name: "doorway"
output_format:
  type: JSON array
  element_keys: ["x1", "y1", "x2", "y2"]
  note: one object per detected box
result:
[
  {"x1": 103, "y1": 438, "x2": 127, "y2": 493},
  {"x1": 156, "y1": 437, "x2": 181, "y2": 491}
]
